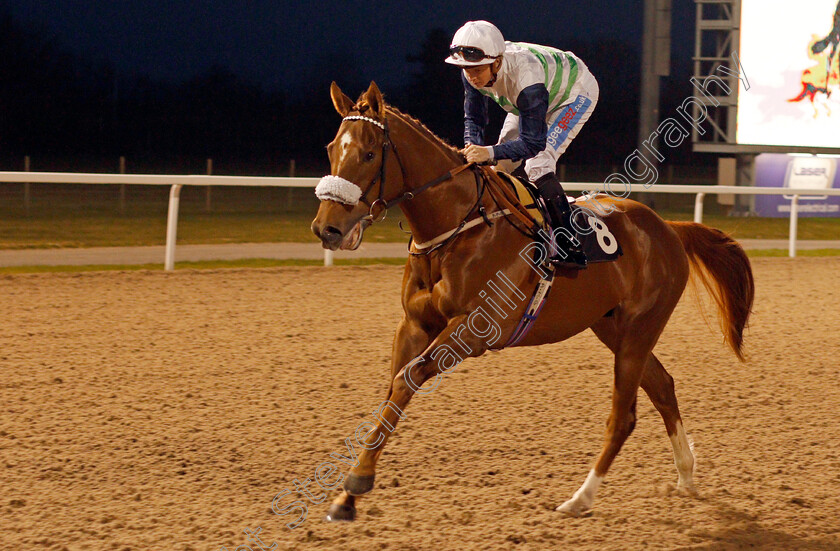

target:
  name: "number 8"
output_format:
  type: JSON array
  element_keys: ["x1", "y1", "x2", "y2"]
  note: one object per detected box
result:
[{"x1": 588, "y1": 216, "x2": 617, "y2": 254}]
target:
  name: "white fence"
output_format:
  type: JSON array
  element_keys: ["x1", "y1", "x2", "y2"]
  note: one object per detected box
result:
[{"x1": 1, "y1": 171, "x2": 839, "y2": 269}]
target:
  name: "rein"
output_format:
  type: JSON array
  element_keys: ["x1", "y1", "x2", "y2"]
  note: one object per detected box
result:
[
  {"x1": 482, "y1": 168, "x2": 542, "y2": 232},
  {"x1": 409, "y1": 167, "x2": 493, "y2": 255},
  {"x1": 410, "y1": 168, "x2": 544, "y2": 254},
  {"x1": 331, "y1": 114, "x2": 541, "y2": 255},
  {"x1": 338, "y1": 114, "x2": 475, "y2": 225}
]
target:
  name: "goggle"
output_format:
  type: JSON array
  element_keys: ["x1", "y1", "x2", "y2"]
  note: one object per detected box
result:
[{"x1": 449, "y1": 45, "x2": 500, "y2": 63}]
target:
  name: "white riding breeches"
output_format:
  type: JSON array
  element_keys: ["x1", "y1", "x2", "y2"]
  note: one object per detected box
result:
[{"x1": 498, "y1": 76, "x2": 599, "y2": 182}]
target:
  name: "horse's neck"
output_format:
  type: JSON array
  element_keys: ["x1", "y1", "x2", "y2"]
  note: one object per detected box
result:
[{"x1": 388, "y1": 114, "x2": 477, "y2": 243}]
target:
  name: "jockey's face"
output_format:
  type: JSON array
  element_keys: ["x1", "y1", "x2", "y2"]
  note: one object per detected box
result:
[{"x1": 463, "y1": 64, "x2": 494, "y2": 88}]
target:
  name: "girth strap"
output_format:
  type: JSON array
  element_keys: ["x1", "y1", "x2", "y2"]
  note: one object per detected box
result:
[{"x1": 503, "y1": 267, "x2": 556, "y2": 348}]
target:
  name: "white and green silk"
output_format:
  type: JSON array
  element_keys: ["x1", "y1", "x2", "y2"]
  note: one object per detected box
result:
[{"x1": 477, "y1": 42, "x2": 594, "y2": 117}]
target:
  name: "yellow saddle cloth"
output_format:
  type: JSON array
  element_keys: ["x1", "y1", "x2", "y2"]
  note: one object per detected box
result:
[{"x1": 494, "y1": 170, "x2": 546, "y2": 229}]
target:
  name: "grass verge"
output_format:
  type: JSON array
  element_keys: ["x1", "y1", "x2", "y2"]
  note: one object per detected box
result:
[
  {"x1": 0, "y1": 257, "x2": 407, "y2": 274},
  {"x1": 744, "y1": 249, "x2": 840, "y2": 258},
  {"x1": 1, "y1": 185, "x2": 838, "y2": 248},
  {"x1": 1, "y1": 251, "x2": 838, "y2": 275}
]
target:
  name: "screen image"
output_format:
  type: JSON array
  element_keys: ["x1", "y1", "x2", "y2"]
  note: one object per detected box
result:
[{"x1": 737, "y1": 0, "x2": 840, "y2": 148}]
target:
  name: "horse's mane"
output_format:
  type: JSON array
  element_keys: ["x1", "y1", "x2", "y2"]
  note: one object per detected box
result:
[
  {"x1": 352, "y1": 98, "x2": 464, "y2": 165},
  {"x1": 386, "y1": 106, "x2": 464, "y2": 163}
]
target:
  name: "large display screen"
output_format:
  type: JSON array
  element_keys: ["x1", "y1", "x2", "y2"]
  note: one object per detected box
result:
[{"x1": 737, "y1": 0, "x2": 840, "y2": 148}]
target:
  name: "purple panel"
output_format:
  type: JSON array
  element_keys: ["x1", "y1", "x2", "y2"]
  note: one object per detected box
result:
[{"x1": 754, "y1": 154, "x2": 840, "y2": 217}]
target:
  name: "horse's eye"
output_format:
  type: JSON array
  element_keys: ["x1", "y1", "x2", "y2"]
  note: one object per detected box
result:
[{"x1": 364, "y1": 151, "x2": 375, "y2": 162}]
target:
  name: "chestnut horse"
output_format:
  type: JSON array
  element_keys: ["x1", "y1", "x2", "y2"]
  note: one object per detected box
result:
[{"x1": 311, "y1": 82, "x2": 754, "y2": 521}]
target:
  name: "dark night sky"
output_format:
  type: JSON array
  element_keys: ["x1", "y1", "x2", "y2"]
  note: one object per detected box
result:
[{"x1": 6, "y1": 0, "x2": 696, "y2": 95}]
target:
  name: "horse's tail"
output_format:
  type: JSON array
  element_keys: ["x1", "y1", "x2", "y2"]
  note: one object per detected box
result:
[{"x1": 668, "y1": 222, "x2": 755, "y2": 361}]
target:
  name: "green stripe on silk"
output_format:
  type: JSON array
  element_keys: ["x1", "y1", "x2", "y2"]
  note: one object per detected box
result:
[
  {"x1": 555, "y1": 56, "x2": 579, "y2": 108},
  {"x1": 479, "y1": 88, "x2": 520, "y2": 116}
]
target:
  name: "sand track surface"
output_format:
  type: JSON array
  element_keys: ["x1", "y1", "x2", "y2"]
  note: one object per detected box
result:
[{"x1": 2, "y1": 258, "x2": 840, "y2": 550}]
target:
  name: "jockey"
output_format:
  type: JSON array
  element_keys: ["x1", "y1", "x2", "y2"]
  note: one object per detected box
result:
[{"x1": 445, "y1": 20, "x2": 599, "y2": 269}]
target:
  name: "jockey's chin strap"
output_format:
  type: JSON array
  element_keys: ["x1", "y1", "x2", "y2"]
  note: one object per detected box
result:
[{"x1": 341, "y1": 114, "x2": 475, "y2": 224}]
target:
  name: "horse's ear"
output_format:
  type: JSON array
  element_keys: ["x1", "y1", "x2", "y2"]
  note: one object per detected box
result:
[
  {"x1": 330, "y1": 81, "x2": 354, "y2": 117},
  {"x1": 365, "y1": 81, "x2": 385, "y2": 118}
]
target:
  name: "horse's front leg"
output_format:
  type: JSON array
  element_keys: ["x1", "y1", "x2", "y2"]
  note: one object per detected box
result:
[
  {"x1": 326, "y1": 316, "x2": 433, "y2": 522},
  {"x1": 343, "y1": 315, "x2": 486, "y2": 495}
]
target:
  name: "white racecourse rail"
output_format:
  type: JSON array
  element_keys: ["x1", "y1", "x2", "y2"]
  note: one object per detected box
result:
[{"x1": 1, "y1": 171, "x2": 839, "y2": 268}]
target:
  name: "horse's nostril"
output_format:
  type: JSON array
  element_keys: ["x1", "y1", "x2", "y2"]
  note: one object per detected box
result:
[
  {"x1": 321, "y1": 226, "x2": 344, "y2": 246},
  {"x1": 324, "y1": 226, "x2": 343, "y2": 239}
]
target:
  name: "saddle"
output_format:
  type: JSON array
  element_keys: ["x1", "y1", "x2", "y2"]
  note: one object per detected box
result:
[
  {"x1": 484, "y1": 169, "x2": 623, "y2": 348},
  {"x1": 493, "y1": 170, "x2": 623, "y2": 264}
]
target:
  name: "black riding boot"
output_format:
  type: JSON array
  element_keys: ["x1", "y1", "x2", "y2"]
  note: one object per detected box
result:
[{"x1": 534, "y1": 172, "x2": 588, "y2": 269}]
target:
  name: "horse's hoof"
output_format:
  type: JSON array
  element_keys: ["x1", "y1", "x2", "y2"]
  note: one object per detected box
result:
[
  {"x1": 556, "y1": 498, "x2": 592, "y2": 517},
  {"x1": 325, "y1": 502, "x2": 356, "y2": 522},
  {"x1": 344, "y1": 473, "x2": 376, "y2": 496},
  {"x1": 677, "y1": 482, "x2": 699, "y2": 497}
]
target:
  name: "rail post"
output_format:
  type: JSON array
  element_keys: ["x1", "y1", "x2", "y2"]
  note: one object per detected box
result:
[
  {"x1": 119, "y1": 156, "x2": 126, "y2": 214},
  {"x1": 165, "y1": 184, "x2": 184, "y2": 271},
  {"x1": 693, "y1": 192, "x2": 705, "y2": 223},
  {"x1": 24, "y1": 156, "x2": 31, "y2": 215},
  {"x1": 788, "y1": 195, "x2": 799, "y2": 258},
  {"x1": 205, "y1": 159, "x2": 213, "y2": 212},
  {"x1": 287, "y1": 159, "x2": 296, "y2": 210}
]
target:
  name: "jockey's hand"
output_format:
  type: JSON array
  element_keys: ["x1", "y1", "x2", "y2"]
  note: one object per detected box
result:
[{"x1": 461, "y1": 144, "x2": 493, "y2": 164}]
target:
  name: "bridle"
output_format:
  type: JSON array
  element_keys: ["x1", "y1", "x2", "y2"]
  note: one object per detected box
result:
[
  {"x1": 339, "y1": 114, "x2": 475, "y2": 225},
  {"x1": 327, "y1": 113, "x2": 534, "y2": 255},
  {"x1": 342, "y1": 115, "x2": 408, "y2": 223}
]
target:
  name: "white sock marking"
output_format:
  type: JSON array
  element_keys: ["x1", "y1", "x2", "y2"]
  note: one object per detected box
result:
[
  {"x1": 557, "y1": 468, "x2": 603, "y2": 514},
  {"x1": 669, "y1": 421, "x2": 695, "y2": 488}
]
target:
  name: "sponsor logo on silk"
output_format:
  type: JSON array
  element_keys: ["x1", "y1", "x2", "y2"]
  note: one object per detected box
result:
[{"x1": 547, "y1": 95, "x2": 592, "y2": 150}]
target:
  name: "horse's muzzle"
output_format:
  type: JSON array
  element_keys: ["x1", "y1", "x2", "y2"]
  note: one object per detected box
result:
[{"x1": 311, "y1": 220, "x2": 344, "y2": 250}]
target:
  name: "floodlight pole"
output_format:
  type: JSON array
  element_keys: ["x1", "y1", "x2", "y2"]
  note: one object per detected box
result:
[{"x1": 638, "y1": 0, "x2": 671, "y2": 204}]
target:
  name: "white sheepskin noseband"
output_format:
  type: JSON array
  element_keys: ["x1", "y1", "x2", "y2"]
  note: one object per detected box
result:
[{"x1": 315, "y1": 175, "x2": 362, "y2": 205}]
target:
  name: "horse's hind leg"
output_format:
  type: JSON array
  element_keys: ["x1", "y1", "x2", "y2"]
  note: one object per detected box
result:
[
  {"x1": 557, "y1": 313, "x2": 677, "y2": 517},
  {"x1": 557, "y1": 342, "x2": 646, "y2": 516},
  {"x1": 557, "y1": 319, "x2": 695, "y2": 517},
  {"x1": 641, "y1": 353, "x2": 696, "y2": 494}
]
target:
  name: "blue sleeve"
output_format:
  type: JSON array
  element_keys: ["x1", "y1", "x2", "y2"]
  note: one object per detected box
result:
[
  {"x1": 491, "y1": 83, "x2": 548, "y2": 161},
  {"x1": 462, "y1": 72, "x2": 489, "y2": 146}
]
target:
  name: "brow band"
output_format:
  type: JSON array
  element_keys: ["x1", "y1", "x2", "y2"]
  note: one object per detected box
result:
[{"x1": 343, "y1": 115, "x2": 385, "y2": 130}]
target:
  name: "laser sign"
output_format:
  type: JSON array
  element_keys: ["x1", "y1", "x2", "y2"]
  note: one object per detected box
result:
[{"x1": 754, "y1": 154, "x2": 840, "y2": 216}]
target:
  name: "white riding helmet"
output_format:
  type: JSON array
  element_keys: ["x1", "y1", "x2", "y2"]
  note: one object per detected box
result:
[{"x1": 444, "y1": 20, "x2": 505, "y2": 67}]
